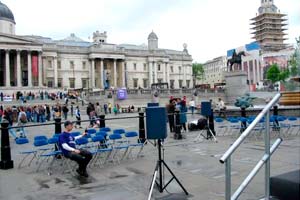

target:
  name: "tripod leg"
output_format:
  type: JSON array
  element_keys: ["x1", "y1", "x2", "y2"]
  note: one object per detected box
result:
[
  {"x1": 162, "y1": 160, "x2": 189, "y2": 195},
  {"x1": 148, "y1": 170, "x2": 158, "y2": 200},
  {"x1": 149, "y1": 162, "x2": 159, "y2": 191}
]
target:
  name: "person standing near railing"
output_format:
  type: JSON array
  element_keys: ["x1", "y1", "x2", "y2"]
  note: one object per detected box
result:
[{"x1": 189, "y1": 98, "x2": 195, "y2": 115}]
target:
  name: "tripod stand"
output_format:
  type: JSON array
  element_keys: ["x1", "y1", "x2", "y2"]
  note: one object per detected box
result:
[
  {"x1": 148, "y1": 139, "x2": 188, "y2": 200},
  {"x1": 194, "y1": 114, "x2": 218, "y2": 143}
]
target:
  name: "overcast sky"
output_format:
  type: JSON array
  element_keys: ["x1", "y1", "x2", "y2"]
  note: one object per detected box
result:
[{"x1": 5, "y1": 0, "x2": 300, "y2": 63}]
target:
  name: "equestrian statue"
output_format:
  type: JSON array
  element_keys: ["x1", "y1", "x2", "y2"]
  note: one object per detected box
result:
[{"x1": 227, "y1": 50, "x2": 246, "y2": 71}]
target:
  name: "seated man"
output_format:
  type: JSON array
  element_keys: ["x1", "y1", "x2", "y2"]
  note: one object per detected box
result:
[{"x1": 58, "y1": 121, "x2": 92, "y2": 177}]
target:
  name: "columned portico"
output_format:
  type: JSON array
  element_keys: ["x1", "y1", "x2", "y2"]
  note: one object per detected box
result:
[
  {"x1": 91, "y1": 59, "x2": 95, "y2": 88},
  {"x1": 53, "y1": 56, "x2": 58, "y2": 88},
  {"x1": 16, "y1": 50, "x2": 21, "y2": 87},
  {"x1": 38, "y1": 51, "x2": 43, "y2": 87},
  {"x1": 27, "y1": 51, "x2": 32, "y2": 87},
  {"x1": 5, "y1": 49, "x2": 10, "y2": 87},
  {"x1": 121, "y1": 61, "x2": 125, "y2": 87},
  {"x1": 113, "y1": 59, "x2": 117, "y2": 87},
  {"x1": 100, "y1": 59, "x2": 104, "y2": 89}
]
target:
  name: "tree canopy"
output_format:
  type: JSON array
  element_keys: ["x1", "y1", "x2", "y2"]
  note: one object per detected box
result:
[
  {"x1": 192, "y1": 63, "x2": 204, "y2": 80},
  {"x1": 266, "y1": 64, "x2": 290, "y2": 83}
]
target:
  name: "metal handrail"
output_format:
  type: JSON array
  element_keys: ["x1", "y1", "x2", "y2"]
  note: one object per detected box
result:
[
  {"x1": 220, "y1": 93, "x2": 281, "y2": 163},
  {"x1": 219, "y1": 93, "x2": 282, "y2": 200}
]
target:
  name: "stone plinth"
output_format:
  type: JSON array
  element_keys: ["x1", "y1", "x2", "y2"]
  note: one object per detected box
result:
[{"x1": 225, "y1": 71, "x2": 249, "y2": 104}]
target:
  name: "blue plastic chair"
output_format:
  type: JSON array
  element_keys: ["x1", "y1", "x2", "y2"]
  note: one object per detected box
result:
[
  {"x1": 113, "y1": 129, "x2": 125, "y2": 135},
  {"x1": 87, "y1": 128, "x2": 97, "y2": 135},
  {"x1": 100, "y1": 127, "x2": 111, "y2": 132},
  {"x1": 124, "y1": 131, "x2": 145, "y2": 160},
  {"x1": 70, "y1": 132, "x2": 81, "y2": 137},
  {"x1": 109, "y1": 134, "x2": 129, "y2": 164},
  {"x1": 34, "y1": 135, "x2": 48, "y2": 141}
]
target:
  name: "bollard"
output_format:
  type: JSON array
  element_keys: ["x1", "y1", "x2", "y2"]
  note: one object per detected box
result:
[
  {"x1": 0, "y1": 120, "x2": 14, "y2": 169},
  {"x1": 174, "y1": 110, "x2": 182, "y2": 140},
  {"x1": 54, "y1": 117, "x2": 62, "y2": 154},
  {"x1": 207, "y1": 109, "x2": 216, "y2": 139},
  {"x1": 273, "y1": 105, "x2": 279, "y2": 130},
  {"x1": 99, "y1": 115, "x2": 105, "y2": 128},
  {"x1": 240, "y1": 107, "x2": 247, "y2": 133},
  {"x1": 54, "y1": 117, "x2": 62, "y2": 134},
  {"x1": 139, "y1": 112, "x2": 146, "y2": 143}
]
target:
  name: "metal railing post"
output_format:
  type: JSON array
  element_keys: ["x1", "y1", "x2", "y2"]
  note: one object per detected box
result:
[
  {"x1": 0, "y1": 120, "x2": 14, "y2": 169},
  {"x1": 265, "y1": 111, "x2": 271, "y2": 199},
  {"x1": 225, "y1": 156, "x2": 231, "y2": 200}
]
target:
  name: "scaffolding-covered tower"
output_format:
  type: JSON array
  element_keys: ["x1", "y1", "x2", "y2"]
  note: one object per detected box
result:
[{"x1": 251, "y1": 0, "x2": 287, "y2": 52}]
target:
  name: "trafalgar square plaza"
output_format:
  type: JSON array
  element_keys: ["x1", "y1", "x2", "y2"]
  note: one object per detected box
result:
[{"x1": 0, "y1": 1, "x2": 299, "y2": 200}]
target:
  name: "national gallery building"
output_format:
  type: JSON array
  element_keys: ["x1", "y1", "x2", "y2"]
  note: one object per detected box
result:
[{"x1": 0, "y1": 1, "x2": 193, "y2": 92}]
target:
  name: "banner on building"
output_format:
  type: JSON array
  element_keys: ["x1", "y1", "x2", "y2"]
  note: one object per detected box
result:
[{"x1": 32, "y1": 55, "x2": 38, "y2": 77}]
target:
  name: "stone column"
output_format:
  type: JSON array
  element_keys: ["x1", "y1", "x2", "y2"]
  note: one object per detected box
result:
[
  {"x1": 252, "y1": 62, "x2": 256, "y2": 84},
  {"x1": 247, "y1": 61, "x2": 250, "y2": 83},
  {"x1": 27, "y1": 51, "x2": 32, "y2": 87},
  {"x1": 260, "y1": 62, "x2": 264, "y2": 80},
  {"x1": 17, "y1": 50, "x2": 21, "y2": 87},
  {"x1": 53, "y1": 56, "x2": 58, "y2": 88},
  {"x1": 166, "y1": 63, "x2": 170, "y2": 87},
  {"x1": 153, "y1": 62, "x2": 157, "y2": 83},
  {"x1": 38, "y1": 51, "x2": 43, "y2": 87},
  {"x1": 183, "y1": 64, "x2": 187, "y2": 87},
  {"x1": 113, "y1": 59, "x2": 117, "y2": 87},
  {"x1": 256, "y1": 60, "x2": 260, "y2": 83},
  {"x1": 5, "y1": 50, "x2": 10, "y2": 87},
  {"x1": 100, "y1": 59, "x2": 104, "y2": 89},
  {"x1": 121, "y1": 61, "x2": 125, "y2": 87},
  {"x1": 162, "y1": 62, "x2": 166, "y2": 82},
  {"x1": 91, "y1": 59, "x2": 95, "y2": 88},
  {"x1": 148, "y1": 62, "x2": 152, "y2": 87}
]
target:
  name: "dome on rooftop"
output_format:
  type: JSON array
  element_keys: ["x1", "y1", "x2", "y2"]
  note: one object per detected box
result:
[
  {"x1": 148, "y1": 31, "x2": 158, "y2": 40},
  {"x1": 0, "y1": 1, "x2": 15, "y2": 24}
]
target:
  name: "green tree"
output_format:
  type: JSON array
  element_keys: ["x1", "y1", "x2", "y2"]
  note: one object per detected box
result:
[
  {"x1": 192, "y1": 63, "x2": 204, "y2": 81},
  {"x1": 266, "y1": 64, "x2": 281, "y2": 83},
  {"x1": 267, "y1": 64, "x2": 290, "y2": 84}
]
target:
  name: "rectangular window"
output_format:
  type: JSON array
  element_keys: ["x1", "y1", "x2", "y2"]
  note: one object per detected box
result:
[
  {"x1": 82, "y1": 78, "x2": 87, "y2": 88},
  {"x1": 58, "y1": 78, "x2": 62, "y2": 88},
  {"x1": 133, "y1": 78, "x2": 138, "y2": 88},
  {"x1": 69, "y1": 78, "x2": 75, "y2": 88},
  {"x1": 70, "y1": 61, "x2": 75, "y2": 69},
  {"x1": 57, "y1": 60, "x2": 61, "y2": 69},
  {"x1": 170, "y1": 66, "x2": 174, "y2": 73},
  {"x1": 170, "y1": 80, "x2": 175, "y2": 89},
  {"x1": 186, "y1": 80, "x2": 190, "y2": 88},
  {"x1": 47, "y1": 78, "x2": 53, "y2": 87},
  {"x1": 158, "y1": 79, "x2": 162, "y2": 83},
  {"x1": 143, "y1": 79, "x2": 148, "y2": 88},
  {"x1": 179, "y1": 80, "x2": 183, "y2": 88},
  {"x1": 144, "y1": 63, "x2": 147, "y2": 71},
  {"x1": 158, "y1": 64, "x2": 161, "y2": 71},
  {"x1": 48, "y1": 60, "x2": 52, "y2": 68},
  {"x1": 179, "y1": 66, "x2": 182, "y2": 73},
  {"x1": 82, "y1": 61, "x2": 86, "y2": 70},
  {"x1": 133, "y1": 63, "x2": 137, "y2": 70}
]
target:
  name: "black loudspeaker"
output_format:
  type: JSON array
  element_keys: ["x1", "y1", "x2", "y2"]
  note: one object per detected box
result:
[
  {"x1": 201, "y1": 101, "x2": 212, "y2": 116},
  {"x1": 146, "y1": 107, "x2": 167, "y2": 139},
  {"x1": 147, "y1": 103, "x2": 159, "y2": 107}
]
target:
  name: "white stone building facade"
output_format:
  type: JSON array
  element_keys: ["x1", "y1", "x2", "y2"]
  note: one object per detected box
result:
[
  {"x1": 0, "y1": 2, "x2": 193, "y2": 91},
  {"x1": 202, "y1": 56, "x2": 227, "y2": 88}
]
